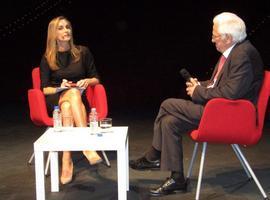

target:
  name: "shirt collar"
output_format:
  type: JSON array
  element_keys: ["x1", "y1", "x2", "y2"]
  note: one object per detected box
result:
[{"x1": 223, "y1": 43, "x2": 236, "y2": 58}]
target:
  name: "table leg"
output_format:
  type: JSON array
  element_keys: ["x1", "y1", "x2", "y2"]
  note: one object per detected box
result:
[
  {"x1": 50, "y1": 151, "x2": 59, "y2": 192},
  {"x1": 126, "y1": 137, "x2": 129, "y2": 191},
  {"x1": 34, "y1": 150, "x2": 45, "y2": 200},
  {"x1": 117, "y1": 149, "x2": 127, "y2": 200}
]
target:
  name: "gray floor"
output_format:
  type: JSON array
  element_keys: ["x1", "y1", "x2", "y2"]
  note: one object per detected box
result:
[{"x1": 1, "y1": 104, "x2": 270, "y2": 200}]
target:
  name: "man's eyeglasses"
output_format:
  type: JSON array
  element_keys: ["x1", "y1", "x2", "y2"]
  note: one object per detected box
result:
[{"x1": 212, "y1": 34, "x2": 221, "y2": 40}]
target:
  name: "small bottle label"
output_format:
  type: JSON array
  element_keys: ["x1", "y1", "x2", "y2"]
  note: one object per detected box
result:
[
  {"x1": 90, "y1": 121, "x2": 98, "y2": 133},
  {"x1": 53, "y1": 108, "x2": 62, "y2": 132}
]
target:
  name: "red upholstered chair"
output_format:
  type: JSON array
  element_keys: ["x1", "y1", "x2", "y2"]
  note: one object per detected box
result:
[
  {"x1": 28, "y1": 67, "x2": 110, "y2": 174},
  {"x1": 186, "y1": 71, "x2": 270, "y2": 200},
  {"x1": 28, "y1": 67, "x2": 53, "y2": 127}
]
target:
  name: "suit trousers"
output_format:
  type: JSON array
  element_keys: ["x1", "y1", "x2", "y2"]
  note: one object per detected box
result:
[{"x1": 152, "y1": 98, "x2": 204, "y2": 172}]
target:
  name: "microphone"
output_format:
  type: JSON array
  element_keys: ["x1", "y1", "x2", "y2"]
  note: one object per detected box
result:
[{"x1": 179, "y1": 68, "x2": 192, "y2": 81}]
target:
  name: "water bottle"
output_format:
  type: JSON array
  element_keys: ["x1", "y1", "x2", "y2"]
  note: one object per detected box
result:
[
  {"x1": 89, "y1": 108, "x2": 98, "y2": 133},
  {"x1": 53, "y1": 105, "x2": 62, "y2": 132}
]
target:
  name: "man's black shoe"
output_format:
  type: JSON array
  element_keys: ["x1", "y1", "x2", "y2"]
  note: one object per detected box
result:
[
  {"x1": 129, "y1": 156, "x2": 160, "y2": 170},
  {"x1": 149, "y1": 177, "x2": 187, "y2": 197}
]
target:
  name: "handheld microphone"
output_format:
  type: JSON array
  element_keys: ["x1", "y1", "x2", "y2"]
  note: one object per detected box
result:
[{"x1": 179, "y1": 68, "x2": 192, "y2": 81}]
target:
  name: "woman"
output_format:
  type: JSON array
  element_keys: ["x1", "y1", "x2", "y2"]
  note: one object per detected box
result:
[{"x1": 40, "y1": 16, "x2": 102, "y2": 184}]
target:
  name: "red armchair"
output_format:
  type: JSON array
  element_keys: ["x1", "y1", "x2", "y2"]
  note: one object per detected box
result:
[
  {"x1": 28, "y1": 67, "x2": 110, "y2": 174},
  {"x1": 186, "y1": 71, "x2": 270, "y2": 200},
  {"x1": 28, "y1": 67, "x2": 108, "y2": 126}
]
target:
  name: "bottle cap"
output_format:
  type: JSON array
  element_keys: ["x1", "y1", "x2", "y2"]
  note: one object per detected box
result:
[
  {"x1": 54, "y1": 105, "x2": 59, "y2": 110},
  {"x1": 91, "y1": 107, "x2": 96, "y2": 111}
]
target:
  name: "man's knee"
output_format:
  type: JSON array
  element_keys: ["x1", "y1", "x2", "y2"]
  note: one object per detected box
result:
[
  {"x1": 161, "y1": 98, "x2": 175, "y2": 109},
  {"x1": 161, "y1": 115, "x2": 179, "y2": 130},
  {"x1": 161, "y1": 98, "x2": 185, "y2": 110}
]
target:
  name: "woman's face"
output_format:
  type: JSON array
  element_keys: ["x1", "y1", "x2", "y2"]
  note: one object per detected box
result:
[{"x1": 56, "y1": 19, "x2": 72, "y2": 42}]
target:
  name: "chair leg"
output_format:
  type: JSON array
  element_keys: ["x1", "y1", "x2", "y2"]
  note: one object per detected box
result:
[
  {"x1": 195, "y1": 142, "x2": 207, "y2": 200},
  {"x1": 28, "y1": 151, "x2": 51, "y2": 176},
  {"x1": 28, "y1": 152, "x2": 35, "y2": 164},
  {"x1": 232, "y1": 144, "x2": 268, "y2": 199},
  {"x1": 45, "y1": 152, "x2": 51, "y2": 176},
  {"x1": 187, "y1": 142, "x2": 199, "y2": 180},
  {"x1": 231, "y1": 144, "x2": 251, "y2": 179},
  {"x1": 102, "y1": 151, "x2": 111, "y2": 167},
  {"x1": 45, "y1": 151, "x2": 110, "y2": 175}
]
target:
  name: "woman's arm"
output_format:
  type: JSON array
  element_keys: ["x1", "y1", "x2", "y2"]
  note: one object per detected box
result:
[
  {"x1": 43, "y1": 87, "x2": 57, "y2": 95},
  {"x1": 76, "y1": 77, "x2": 100, "y2": 88},
  {"x1": 40, "y1": 56, "x2": 56, "y2": 95},
  {"x1": 43, "y1": 79, "x2": 74, "y2": 94}
]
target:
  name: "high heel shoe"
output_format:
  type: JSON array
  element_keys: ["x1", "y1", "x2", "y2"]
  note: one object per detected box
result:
[
  {"x1": 60, "y1": 162, "x2": 73, "y2": 184},
  {"x1": 83, "y1": 151, "x2": 103, "y2": 165}
]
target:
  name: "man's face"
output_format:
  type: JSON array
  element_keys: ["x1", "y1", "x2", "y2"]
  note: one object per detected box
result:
[
  {"x1": 212, "y1": 23, "x2": 232, "y2": 53},
  {"x1": 56, "y1": 19, "x2": 72, "y2": 42}
]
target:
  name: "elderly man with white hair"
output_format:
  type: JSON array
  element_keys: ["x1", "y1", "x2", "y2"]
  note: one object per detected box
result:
[{"x1": 129, "y1": 12, "x2": 264, "y2": 197}]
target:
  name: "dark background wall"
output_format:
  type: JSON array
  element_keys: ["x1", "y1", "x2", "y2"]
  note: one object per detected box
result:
[{"x1": 0, "y1": 0, "x2": 269, "y2": 116}]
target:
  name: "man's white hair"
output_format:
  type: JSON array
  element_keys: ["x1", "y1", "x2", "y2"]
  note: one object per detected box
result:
[{"x1": 213, "y1": 12, "x2": 247, "y2": 43}]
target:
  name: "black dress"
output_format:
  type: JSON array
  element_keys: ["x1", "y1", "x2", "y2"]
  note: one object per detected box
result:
[{"x1": 40, "y1": 45, "x2": 99, "y2": 116}]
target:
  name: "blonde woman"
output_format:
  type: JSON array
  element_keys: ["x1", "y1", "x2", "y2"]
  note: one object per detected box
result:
[{"x1": 40, "y1": 16, "x2": 102, "y2": 184}]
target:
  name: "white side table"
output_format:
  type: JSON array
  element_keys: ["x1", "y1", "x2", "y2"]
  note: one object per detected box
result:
[{"x1": 34, "y1": 127, "x2": 129, "y2": 200}]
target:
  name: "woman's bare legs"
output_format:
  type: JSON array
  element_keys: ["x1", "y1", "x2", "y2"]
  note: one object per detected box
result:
[
  {"x1": 60, "y1": 89, "x2": 87, "y2": 127},
  {"x1": 59, "y1": 88, "x2": 102, "y2": 183},
  {"x1": 59, "y1": 101, "x2": 74, "y2": 184}
]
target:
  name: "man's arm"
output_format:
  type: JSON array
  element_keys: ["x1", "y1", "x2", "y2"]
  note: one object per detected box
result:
[{"x1": 191, "y1": 51, "x2": 253, "y2": 105}]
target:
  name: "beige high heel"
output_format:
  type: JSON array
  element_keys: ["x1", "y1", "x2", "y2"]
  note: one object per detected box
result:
[
  {"x1": 83, "y1": 150, "x2": 103, "y2": 165},
  {"x1": 60, "y1": 161, "x2": 73, "y2": 184}
]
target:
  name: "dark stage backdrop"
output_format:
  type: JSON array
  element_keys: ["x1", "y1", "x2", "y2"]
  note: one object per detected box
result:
[{"x1": 0, "y1": 0, "x2": 269, "y2": 116}]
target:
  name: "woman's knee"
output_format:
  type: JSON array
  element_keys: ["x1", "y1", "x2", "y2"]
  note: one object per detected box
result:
[
  {"x1": 60, "y1": 101, "x2": 71, "y2": 112},
  {"x1": 70, "y1": 88, "x2": 81, "y2": 97},
  {"x1": 65, "y1": 88, "x2": 82, "y2": 103}
]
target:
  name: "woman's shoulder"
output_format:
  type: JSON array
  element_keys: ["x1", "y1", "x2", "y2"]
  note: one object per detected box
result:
[
  {"x1": 40, "y1": 54, "x2": 50, "y2": 70},
  {"x1": 77, "y1": 45, "x2": 93, "y2": 57},
  {"x1": 77, "y1": 45, "x2": 90, "y2": 52},
  {"x1": 40, "y1": 54, "x2": 48, "y2": 65}
]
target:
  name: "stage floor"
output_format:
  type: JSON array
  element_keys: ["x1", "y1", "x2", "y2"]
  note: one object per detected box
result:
[{"x1": 0, "y1": 104, "x2": 270, "y2": 200}]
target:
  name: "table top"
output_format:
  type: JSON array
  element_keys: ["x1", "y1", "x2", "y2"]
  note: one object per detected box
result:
[{"x1": 34, "y1": 126, "x2": 128, "y2": 151}]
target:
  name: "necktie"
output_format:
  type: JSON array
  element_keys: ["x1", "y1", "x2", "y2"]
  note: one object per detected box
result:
[
  {"x1": 214, "y1": 55, "x2": 226, "y2": 80},
  {"x1": 207, "y1": 55, "x2": 226, "y2": 88}
]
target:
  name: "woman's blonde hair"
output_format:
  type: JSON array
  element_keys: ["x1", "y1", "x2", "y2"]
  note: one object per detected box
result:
[{"x1": 45, "y1": 16, "x2": 81, "y2": 70}]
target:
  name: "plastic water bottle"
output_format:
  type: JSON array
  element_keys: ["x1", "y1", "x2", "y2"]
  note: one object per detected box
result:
[
  {"x1": 89, "y1": 108, "x2": 98, "y2": 133},
  {"x1": 53, "y1": 105, "x2": 62, "y2": 132}
]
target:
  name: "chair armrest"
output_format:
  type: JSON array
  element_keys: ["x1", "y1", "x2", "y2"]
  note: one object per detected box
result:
[
  {"x1": 28, "y1": 89, "x2": 53, "y2": 126},
  {"x1": 191, "y1": 98, "x2": 257, "y2": 145},
  {"x1": 86, "y1": 84, "x2": 108, "y2": 119}
]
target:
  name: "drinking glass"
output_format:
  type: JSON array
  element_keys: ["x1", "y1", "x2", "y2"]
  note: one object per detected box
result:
[
  {"x1": 62, "y1": 115, "x2": 73, "y2": 129},
  {"x1": 99, "y1": 118, "x2": 112, "y2": 132}
]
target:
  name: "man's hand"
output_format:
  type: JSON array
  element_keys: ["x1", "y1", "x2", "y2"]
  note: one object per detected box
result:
[{"x1": 186, "y1": 78, "x2": 199, "y2": 97}]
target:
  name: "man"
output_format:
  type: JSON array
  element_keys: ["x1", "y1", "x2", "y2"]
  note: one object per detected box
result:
[{"x1": 129, "y1": 12, "x2": 264, "y2": 197}]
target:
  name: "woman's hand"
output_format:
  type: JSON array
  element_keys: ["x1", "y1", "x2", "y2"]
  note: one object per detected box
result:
[
  {"x1": 77, "y1": 79, "x2": 90, "y2": 88},
  {"x1": 60, "y1": 79, "x2": 72, "y2": 88}
]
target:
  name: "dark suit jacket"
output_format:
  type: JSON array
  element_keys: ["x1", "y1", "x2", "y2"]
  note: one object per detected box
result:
[{"x1": 192, "y1": 40, "x2": 264, "y2": 105}]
